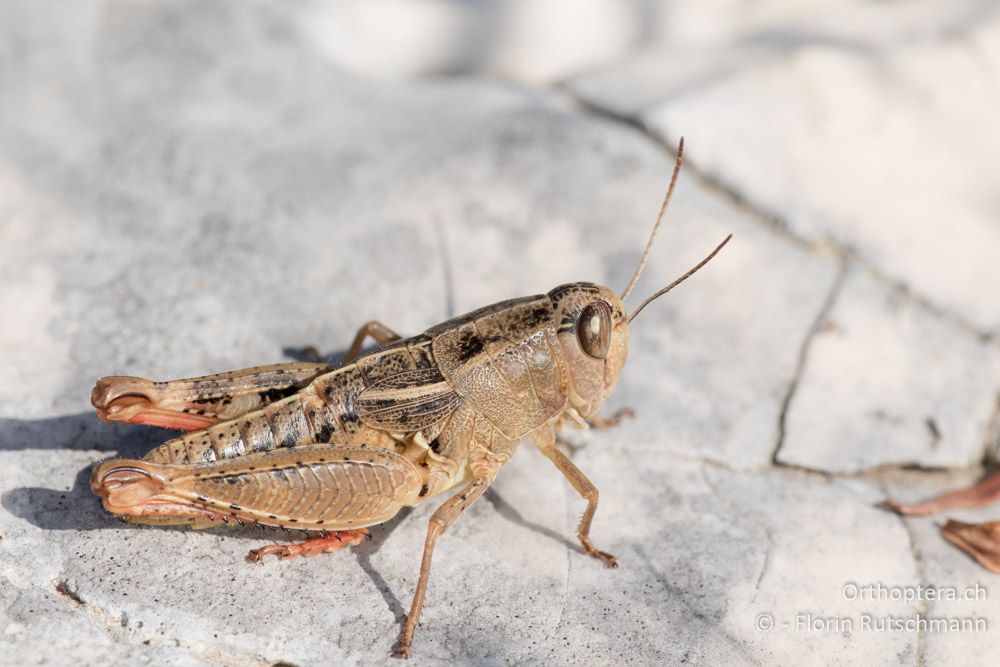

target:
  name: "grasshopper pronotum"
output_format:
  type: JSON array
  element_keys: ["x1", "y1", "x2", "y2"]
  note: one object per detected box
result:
[{"x1": 91, "y1": 139, "x2": 730, "y2": 657}]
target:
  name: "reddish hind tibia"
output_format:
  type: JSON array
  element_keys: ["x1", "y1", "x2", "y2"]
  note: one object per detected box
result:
[
  {"x1": 247, "y1": 530, "x2": 370, "y2": 562},
  {"x1": 100, "y1": 401, "x2": 220, "y2": 430}
]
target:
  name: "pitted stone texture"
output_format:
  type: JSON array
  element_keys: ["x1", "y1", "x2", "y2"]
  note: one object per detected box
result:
[
  {"x1": 3, "y1": 2, "x2": 1000, "y2": 665},
  {"x1": 779, "y1": 268, "x2": 1000, "y2": 473},
  {"x1": 546, "y1": 449, "x2": 920, "y2": 665}
]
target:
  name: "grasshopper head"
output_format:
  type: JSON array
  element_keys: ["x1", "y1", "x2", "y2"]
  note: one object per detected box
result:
[
  {"x1": 545, "y1": 138, "x2": 732, "y2": 422},
  {"x1": 548, "y1": 283, "x2": 630, "y2": 419},
  {"x1": 548, "y1": 139, "x2": 730, "y2": 422}
]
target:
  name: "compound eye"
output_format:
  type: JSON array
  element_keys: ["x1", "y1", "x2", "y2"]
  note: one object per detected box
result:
[{"x1": 577, "y1": 301, "x2": 612, "y2": 359}]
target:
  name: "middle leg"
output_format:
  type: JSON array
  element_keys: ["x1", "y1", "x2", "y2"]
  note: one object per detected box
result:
[
  {"x1": 342, "y1": 320, "x2": 401, "y2": 365},
  {"x1": 395, "y1": 474, "x2": 494, "y2": 658}
]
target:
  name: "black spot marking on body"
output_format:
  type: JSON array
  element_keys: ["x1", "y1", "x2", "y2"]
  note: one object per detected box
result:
[
  {"x1": 524, "y1": 306, "x2": 550, "y2": 327},
  {"x1": 261, "y1": 386, "x2": 298, "y2": 403},
  {"x1": 359, "y1": 398, "x2": 397, "y2": 410},
  {"x1": 430, "y1": 439, "x2": 442, "y2": 454},
  {"x1": 456, "y1": 331, "x2": 484, "y2": 363},
  {"x1": 229, "y1": 504, "x2": 241, "y2": 511},
  {"x1": 225, "y1": 476, "x2": 238, "y2": 485},
  {"x1": 280, "y1": 430, "x2": 299, "y2": 449},
  {"x1": 316, "y1": 424, "x2": 332, "y2": 443},
  {"x1": 479, "y1": 332, "x2": 504, "y2": 347},
  {"x1": 419, "y1": 484, "x2": 428, "y2": 498},
  {"x1": 196, "y1": 495, "x2": 208, "y2": 502}
]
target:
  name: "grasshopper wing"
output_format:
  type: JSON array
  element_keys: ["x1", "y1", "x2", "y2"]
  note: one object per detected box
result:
[{"x1": 355, "y1": 367, "x2": 462, "y2": 432}]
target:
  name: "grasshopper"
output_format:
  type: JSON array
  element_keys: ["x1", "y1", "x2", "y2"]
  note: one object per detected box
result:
[{"x1": 90, "y1": 140, "x2": 730, "y2": 657}]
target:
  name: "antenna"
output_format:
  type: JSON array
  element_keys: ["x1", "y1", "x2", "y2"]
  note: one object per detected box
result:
[
  {"x1": 621, "y1": 137, "x2": 684, "y2": 302},
  {"x1": 628, "y1": 234, "x2": 732, "y2": 324}
]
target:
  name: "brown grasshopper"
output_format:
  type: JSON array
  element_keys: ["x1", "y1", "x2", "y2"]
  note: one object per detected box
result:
[{"x1": 90, "y1": 140, "x2": 730, "y2": 657}]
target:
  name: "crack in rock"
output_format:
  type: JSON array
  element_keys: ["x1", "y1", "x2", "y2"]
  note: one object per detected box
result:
[
  {"x1": 878, "y1": 481, "x2": 929, "y2": 667},
  {"x1": 773, "y1": 260, "x2": 849, "y2": 466}
]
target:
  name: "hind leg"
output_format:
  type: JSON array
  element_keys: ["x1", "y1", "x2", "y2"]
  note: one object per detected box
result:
[
  {"x1": 92, "y1": 362, "x2": 330, "y2": 430},
  {"x1": 247, "y1": 529, "x2": 370, "y2": 561},
  {"x1": 92, "y1": 443, "x2": 423, "y2": 563},
  {"x1": 94, "y1": 320, "x2": 403, "y2": 430}
]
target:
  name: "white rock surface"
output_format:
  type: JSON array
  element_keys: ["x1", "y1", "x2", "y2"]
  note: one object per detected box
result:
[
  {"x1": 779, "y1": 268, "x2": 1000, "y2": 473},
  {"x1": 554, "y1": 449, "x2": 922, "y2": 666},
  {"x1": 2, "y1": 2, "x2": 1000, "y2": 666},
  {"x1": 569, "y1": 0, "x2": 998, "y2": 117},
  {"x1": 299, "y1": 0, "x2": 639, "y2": 83},
  {"x1": 634, "y1": 5, "x2": 1000, "y2": 336}
]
